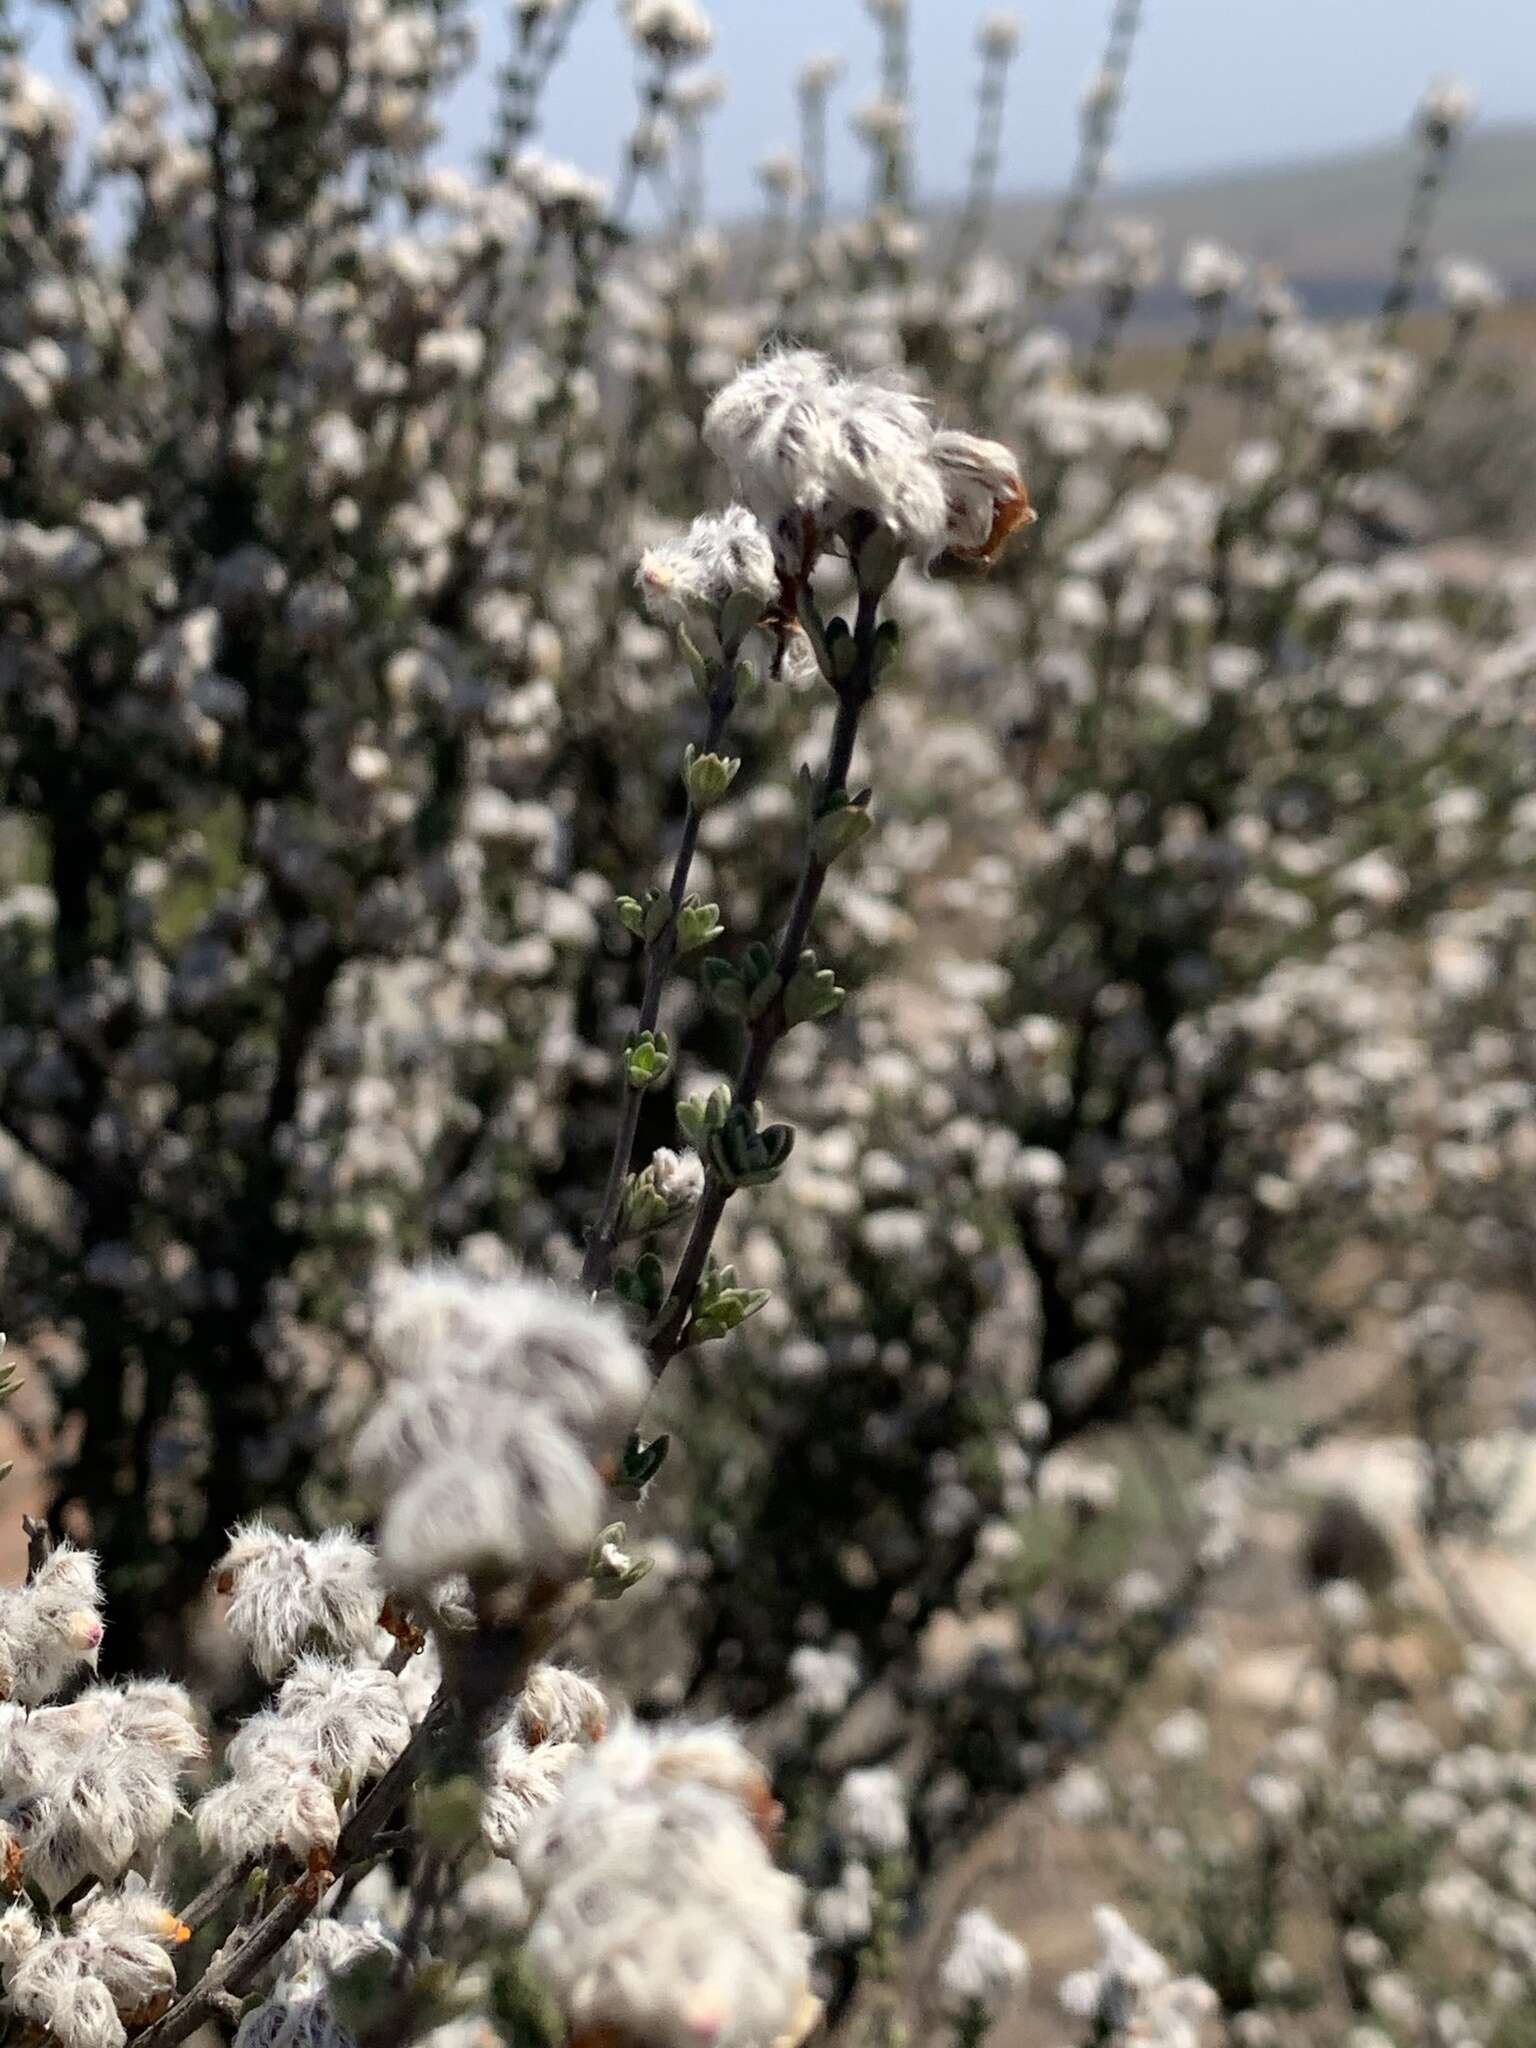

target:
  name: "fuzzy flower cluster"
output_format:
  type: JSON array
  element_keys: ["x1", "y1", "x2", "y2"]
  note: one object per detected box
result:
[
  {"x1": 0, "y1": 1547, "x2": 103, "y2": 1704},
  {"x1": 702, "y1": 351, "x2": 1032, "y2": 575},
  {"x1": 480, "y1": 1662, "x2": 609, "y2": 1857},
  {"x1": 234, "y1": 1919, "x2": 400, "y2": 2048},
  {"x1": 938, "y1": 1908, "x2": 1029, "y2": 2017},
  {"x1": 1059, "y1": 1909, "x2": 1217, "y2": 2048},
  {"x1": 0, "y1": 1881, "x2": 190, "y2": 2048},
  {"x1": 517, "y1": 1721, "x2": 812, "y2": 2048},
  {"x1": 636, "y1": 504, "x2": 780, "y2": 655},
  {"x1": 195, "y1": 1657, "x2": 412, "y2": 1869},
  {"x1": 213, "y1": 1523, "x2": 385, "y2": 1680},
  {"x1": 0, "y1": 1674, "x2": 204, "y2": 1901},
  {"x1": 354, "y1": 1266, "x2": 648, "y2": 1593}
]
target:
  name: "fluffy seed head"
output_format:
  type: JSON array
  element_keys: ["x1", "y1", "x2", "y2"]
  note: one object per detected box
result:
[
  {"x1": 636, "y1": 506, "x2": 778, "y2": 648},
  {"x1": 516, "y1": 1723, "x2": 811, "y2": 2048},
  {"x1": 0, "y1": 1545, "x2": 105, "y2": 1705},
  {"x1": 214, "y1": 1523, "x2": 383, "y2": 1681},
  {"x1": 704, "y1": 354, "x2": 1029, "y2": 575},
  {"x1": 938, "y1": 1909, "x2": 1029, "y2": 2013}
]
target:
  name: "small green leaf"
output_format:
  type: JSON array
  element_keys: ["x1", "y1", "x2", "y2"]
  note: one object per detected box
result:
[
  {"x1": 812, "y1": 789, "x2": 874, "y2": 863},
  {"x1": 677, "y1": 1085, "x2": 731, "y2": 1146},
  {"x1": 684, "y1": 1259, "x2": 773, "y2": 1345},
  {"x1": 706, "y1": 1103, "x2": 796, "y2": 1189},
  {"x1": 614, "y1": 1252, "x2": 666, "y2": 1315},
  {"x1": 676, "y1": 896, "x2": 724, "y2": 953},
  {"x1": 719, "y1": 588, "x2": 766, "y2": 651},
  {"x1": 614, "y1": 1432, "x2": 671, "y2": 1500},
  {"x1": 701, "y1": 956, "x2": 747, "y2": 1017},
  {"x1": 676, "y1": 626, "x2": 713, "y2": 695},
  {"x1": 623, "y1": 1030, "x2": 673, "y2": 1090},
  {"x1": 784, "y1": 950, "x2": 846, "y2": 1028},
  {"x1": 682, "y1": 744, "x2": 741, "y2": 811}
]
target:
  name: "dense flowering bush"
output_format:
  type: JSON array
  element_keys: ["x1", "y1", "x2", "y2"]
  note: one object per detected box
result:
[{"x1": 0, "y1": 0, "x2": 1532, "y2": 2040}]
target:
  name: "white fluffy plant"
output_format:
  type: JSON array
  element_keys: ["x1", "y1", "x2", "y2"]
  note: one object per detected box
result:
[{"x1": 0, "y1": 340, "x2": 1030, "y2": 2048}]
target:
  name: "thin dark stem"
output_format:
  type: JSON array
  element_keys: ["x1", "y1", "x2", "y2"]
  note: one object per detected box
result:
[
  {"x1": 1028, "y1": 0, "x2": 1141, "y2": 300},
  {"x1": 22, "y1": 1514, "x2": 51, "y2": 1581},
  {"x1": 142, "y1": 1691, "x2": 460, "y2": 2048},
  {"x1": 1394, "y1": 305, "x2": 1479, "y2": 447},
  {"x1": 1378, "y1": 137, "x2": 1451, "y2": 345},
  {"x1": 645, "y1": 596, "x2": 880, "y2": 1374},
  {"x1": 1081, "y1": 276, "x2": 1139, "y2": 396},
  {"x1": 580, "y1": 660, "x2": 741, "y2": 1292},
  {"x1": 1162, "y1": 295, "x2": 1229, "y2": 458},
  {"x1": 876, "y1": 8, "x2": 911, "y2": 211}
]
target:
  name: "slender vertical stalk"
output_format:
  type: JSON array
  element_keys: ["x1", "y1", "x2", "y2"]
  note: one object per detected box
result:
[
  {"x1": 799, "y1": 77, "x2": 832, "y2": 245},
  {"x1": 1027, "y1": 0, "x2": 1142, "y2": 304},
  {"x1": 645, "y1": 594, "x2": 881, "y2": 1375},
  {"x1": 875, "y1": 5, "x2": 912, "y2": 211},
  {"x1": 1378, "y1": 132, "x2": 1453, "y2": 345},
  {"x1": 581, "y1": 655, "x2": 744, "y2": 1293},
  {"x1": 948, "y1": 36, "x2": 1016, "y2": 283}
]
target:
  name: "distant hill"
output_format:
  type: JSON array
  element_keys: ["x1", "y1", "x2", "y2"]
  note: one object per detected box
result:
[{"x1": 982, "y1": 123, "x2": 1536, "y2": 319}]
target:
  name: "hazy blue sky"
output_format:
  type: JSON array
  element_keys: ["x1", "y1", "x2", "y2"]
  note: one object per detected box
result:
[{"x1": 447, "y1": 0, "x2": 1536, "y2": 215}]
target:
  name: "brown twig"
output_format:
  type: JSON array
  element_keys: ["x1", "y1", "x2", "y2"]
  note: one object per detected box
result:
[{"x1": 140, "y1": 1690, "x2": 460, "y2": 2048}]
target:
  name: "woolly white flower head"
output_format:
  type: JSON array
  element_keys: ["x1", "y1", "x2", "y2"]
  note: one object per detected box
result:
[
  {"x1": 1060, "y1": 1908, "x2": 1216, "y2": 2046},
  {"x1": 1179, "y1": 239, "x2": 1247, "y2": 304},
  {"x1": 555, "y1": 1718, "x2": 780, "y2": 1849},
  {"x1": 929, "y1": 431, "x2": 1034, "y2": 562},
  {"x1": 814, "y1": 1863, "x2": 874, "y2": 1946},
  {"x1": 0, "y1": 1879, "x2": 189, "y2": 2048},
  {"x1": 0, "y1": 1900, "x2": 40, "y2": 1974},
  {"x1": 361, "y1": 1266, "x2": 644, "y2": 1598},
  {"x1": 459, "y1": 1858, "x2": 530, "y2": 1933},
  {"x1": 831, "y1": 1765, "x2": 908, "y2": 1857},
  {"x1": 703, "y1": 353, "x2": 1029, "y2": 577},
  {"x1": 1, "y1": 1689, "x2": 199, "y2": 1900},
  {"x1": 214, "y1": 1523, "x2": 383, "y2": 1680},
  {"x1": 234, "y1": 1918, "x2": 399, "y2": 2048},
  {"x1": 978, "y1": 11, "x2": 1020, "y2": 58},
  {"x1": 701, "y1": 350, "x2": 841, "y2": 550},
  {"x1": 257, "y1": 1655, "x2": 412, "y2": 1787},
  {"x1": 512, "y1": 1664, "x2": 608, "y2": 1748},
  {"x1": 0, "y1": 1545, "x2": 105, "y2": 1705},
  {"x1": 798, "y1": 52, "x2": 843, "y2": 96},
  {"x1": 822, "y1": 377, "x2": 945, "y2": 559},
  {"x1": 515, "y1": 1720, "x2": 784, "y2": 1914},
  {"x1": 1417, "y1": 76, "x2": 1473, "y2": 146},
  {"x1": 516, "y1": 1723, "x2": 811, "y2": 2048},
  {"x1": 1436, "y1": 257, "x2": 1504, "y2": 316},
  {"x1": 1151, "y1": 1708, "x2": 1210, "y2": 1765},
  {"x1": 482, "y1": 1739, "x2": 581, "y2": 1859},
  {"x1": 786, "y1": 1644, "x2": 859, "y2": 1719},
  {"x1": 375, "y1": 1421, "x2": 603, "y2": 1594},
  {"x1": 367, "y1": 1265, "x2": 647, "y2": 1458},
  {"x1": 476, "y1": 1667, "x2": 608, "y2": 1856},
  {"x1": 194, "y1": 1753, "x2": 340, "y2": 1868},
  {"x1": 1053, "y1": 1764, "x2": 1111, "y2": 1824},
  {"x1": 92, "y1": 1680, "x2": 207, "y2": 1770},
  {"x1": 72, "y1": 1874, "x2": 192, "y2": 1953},
  {"x1": 622, "y1": 0, "x2": 713, "y2": 62},
  {"x1": 938, "y1": 1908, "x2": 1029, "y2": 2014},
  {"x1": 636, "y1": 506, "x2": 778, "y2": 652},
  {"x1": 2, "y1": 1944, "x2": 125, "y2": 2048}
]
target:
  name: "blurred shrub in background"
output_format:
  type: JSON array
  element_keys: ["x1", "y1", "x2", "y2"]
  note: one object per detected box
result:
[{"x1": 1, "y1": 0, "x2": 1535, "y2": 2036}]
